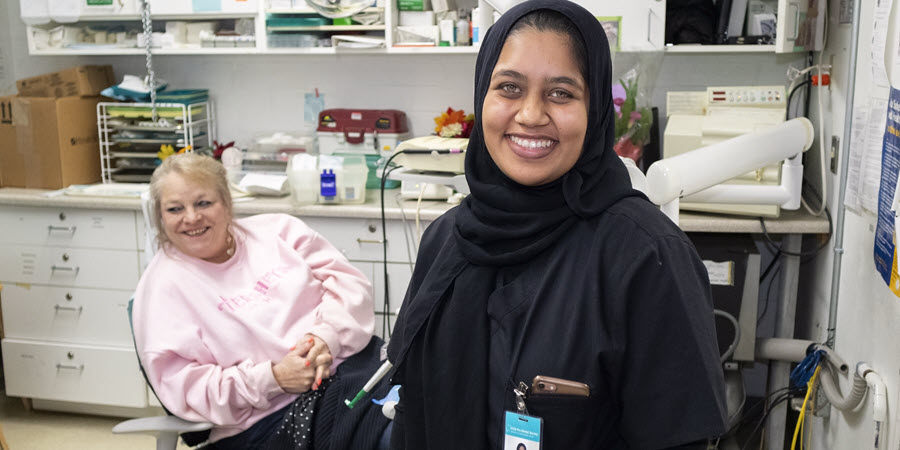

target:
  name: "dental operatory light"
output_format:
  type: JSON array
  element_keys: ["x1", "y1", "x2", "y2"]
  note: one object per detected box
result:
[
  {"x1": 303, "y1": 0, "x2": 374, "y2": 18},
  {"x1": 644, "y1": 117, "x2": 815, "y2": 225}
]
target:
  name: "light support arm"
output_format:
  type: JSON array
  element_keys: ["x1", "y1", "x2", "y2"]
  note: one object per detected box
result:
[{"x1": 645, "y1": 118, "x2": 815, "y2": 223}]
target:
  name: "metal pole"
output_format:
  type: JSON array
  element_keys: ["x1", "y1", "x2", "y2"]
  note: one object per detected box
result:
[
  {"x1": 827, "y1": 0, "x2": 862, "y2": 348},
  {"x1": 765, "y1": 234, "x2": 802, "y2": 450}
]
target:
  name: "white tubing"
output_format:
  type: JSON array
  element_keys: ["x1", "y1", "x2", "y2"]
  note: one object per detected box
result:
[
  {"x1": 858, "y1": 364, "x2": 887, "y2": 422},
  {"x1": 755, "y1": 338, "x2": 815, "y2": 363},
  {"x1": 819, "y1": 363, "x2": 867, "y2": 411}
]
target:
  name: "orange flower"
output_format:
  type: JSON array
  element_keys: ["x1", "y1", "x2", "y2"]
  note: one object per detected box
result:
[{"x1": 434, "y1": 107, "x2": 468, "y2": 134}]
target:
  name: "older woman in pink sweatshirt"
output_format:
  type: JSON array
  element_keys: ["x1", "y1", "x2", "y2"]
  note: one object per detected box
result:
[{"x1": 133, "y1": 153, "x2": 389, "y2": 449}]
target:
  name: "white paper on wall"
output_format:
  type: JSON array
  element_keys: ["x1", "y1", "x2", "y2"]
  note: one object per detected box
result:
[
  {"x1": 862, "y1": 95, "x2": 891, "y2": 215},
  {"x1": 872, "y1": 0, "x2": 893, "y2": 88},
  {"x1": 845, "y1": 100, "x2": 870, "y2": 213}
]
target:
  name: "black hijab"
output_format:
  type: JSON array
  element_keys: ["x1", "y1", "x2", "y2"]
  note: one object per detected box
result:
[
  {"x1": 389, "y1": 2, "x2": 644, "y2": 448},
  {"x1": 454, "y1": 0, "x2": 641, "y2": 266}
]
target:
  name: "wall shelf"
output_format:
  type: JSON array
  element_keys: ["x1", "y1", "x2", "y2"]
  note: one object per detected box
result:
[
  {"x1": 387, "y1": 46, "x2": 477, "y2": 54},
  {"x1": 70, "y1": 12, "x2": 258, "y2": 21},
  {"x1": 30, "y1": 47, "x2": 260, "y2": 55},
  {"x1": 266, "y1": 25, "x2": 385, "y2": 31},
  {"x1": 266, "y1": 7, "x2": 384, "y2": 14},
  {"x1": 665, "y1": 45, "x2": 778, "y2": 54}
]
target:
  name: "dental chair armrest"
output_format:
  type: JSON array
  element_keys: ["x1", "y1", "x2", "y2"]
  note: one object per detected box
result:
[{"x1": 113, "y1": 415, "x2": 213, "y2": 435}]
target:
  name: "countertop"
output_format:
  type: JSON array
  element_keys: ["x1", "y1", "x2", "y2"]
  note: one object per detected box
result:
[{"x1": 0, "y1": 187, "x2": 830, "y2": 234}]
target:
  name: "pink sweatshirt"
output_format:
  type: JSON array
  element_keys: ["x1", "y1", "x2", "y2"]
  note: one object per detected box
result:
[{"x1": 133, "y1": 213, "x2": 374, "y2": 442}]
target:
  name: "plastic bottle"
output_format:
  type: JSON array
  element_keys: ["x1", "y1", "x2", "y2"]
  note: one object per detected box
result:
[
  {"x1": 471, "y1": 7, "x2": 481, "y2": 46},
  {"x1": 439, "y1": 19, "x2": 456, "y2": 46},
  {"x1": 456, "y1": 9, "x2": 470, "y2": 46}
]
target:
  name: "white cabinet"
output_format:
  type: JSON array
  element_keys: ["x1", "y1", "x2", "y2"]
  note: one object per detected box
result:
[
  {"x1": 0, "y1": 205, "x2": 147, "y2": 410},
  {"x1": 570, "y1": 0, "x2": 667, "y2": 52},
  {"x1": 775, "y1": 0, "x2": 824, "y2": 53},
  {"x1": 1, "y1": 339, "x2": 148, "y2": 408},
  {"x1": 302, "y1": 215, "x2": 425, "y2": 339}
]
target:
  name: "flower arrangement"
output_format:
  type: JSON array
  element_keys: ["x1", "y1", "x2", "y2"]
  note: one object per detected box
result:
[
  {"x1": 612, "y1": 77, "x2": 653, "y2": 163},
  {"x1": 434, "y1": 107, "x2": 475, "y2": 139}
]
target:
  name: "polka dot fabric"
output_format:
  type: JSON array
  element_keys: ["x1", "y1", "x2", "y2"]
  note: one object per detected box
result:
[{"x1": 263, "y1": 376, "x2": 337, "y2": 449}]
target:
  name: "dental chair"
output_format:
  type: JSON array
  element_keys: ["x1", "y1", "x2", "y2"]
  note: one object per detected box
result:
[{"x1": 112, "y1": 191, "x2": 214, "y2": 449}]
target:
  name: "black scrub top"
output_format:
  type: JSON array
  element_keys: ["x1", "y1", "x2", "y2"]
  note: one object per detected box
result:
[{"x1": 390, "y1": 196, "x2": 728, "y2": 449}]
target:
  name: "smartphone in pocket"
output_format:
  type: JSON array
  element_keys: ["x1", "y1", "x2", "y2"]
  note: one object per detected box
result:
[{"x1": 531, "y1": 375, "x2": 590, "y2": 397}]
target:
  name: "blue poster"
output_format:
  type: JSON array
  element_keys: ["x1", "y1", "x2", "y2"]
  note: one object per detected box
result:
[{"x1": 873, "y1": 87, "x2": 900, "y2": 296}]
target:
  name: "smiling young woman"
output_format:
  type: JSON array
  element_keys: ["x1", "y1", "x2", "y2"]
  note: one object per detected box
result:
[
  {"x1": 482, "y1": 28, "x2": 589, "y2": 187},
  {"x1": 387, "y1": 1, "x2": 728, "y2": 449}
]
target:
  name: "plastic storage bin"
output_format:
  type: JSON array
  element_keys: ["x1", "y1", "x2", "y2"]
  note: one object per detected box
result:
[
  {"x1": 317, "y1": 109, "x2": 410, "y2": 155},
  {"x1": 288, "y1": 154, "x2": 367, "y2": 205},
  {"x1": 288, "y1": 154, "x2": 319, "y2": 204},
  {"x1": 318, "y1": 155, "x2": 367, "y2": 204}
]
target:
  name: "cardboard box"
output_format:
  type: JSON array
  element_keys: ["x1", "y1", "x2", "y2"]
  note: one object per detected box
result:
[
  {"x1": 0, "y1": 95, "x2": 26, "y2": 188},
  {"x1": 16, "y1": 65, "x2": 115, "y2": 98},
  {"x1": 0, "y1": 96, "x2": 103, "y2": 189}
]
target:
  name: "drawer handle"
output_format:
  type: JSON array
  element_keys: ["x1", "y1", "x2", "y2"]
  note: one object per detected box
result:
[
  {"x1": 356, "y1": 238, "x2": 386, "y2": 244},
  {"x1": 48, "y1": 225, "x2": 77, "y2": 234},
  {"x1": 56, "y1": 363, "x2": 84, "y2": 371},
  {"x1": 54, "y1": 304, "x2": 83, "y2": 314},
  {"x1": 51, "y1": 265, "x2": 80, "y2": 275}
]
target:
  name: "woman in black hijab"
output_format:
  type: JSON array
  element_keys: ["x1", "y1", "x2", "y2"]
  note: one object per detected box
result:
[{"x1": 387, "y1": 1, "x2": 728, "y2": 448}]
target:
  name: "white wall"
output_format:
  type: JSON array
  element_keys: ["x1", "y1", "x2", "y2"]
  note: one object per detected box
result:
[{"x1": 800, "y1": 0, "x2": 900, "y2": 449}]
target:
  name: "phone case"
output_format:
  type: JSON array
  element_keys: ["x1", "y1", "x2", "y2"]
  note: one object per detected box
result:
[{"x1": 531, "y1": 375, "x2": 590, "y2": 397}]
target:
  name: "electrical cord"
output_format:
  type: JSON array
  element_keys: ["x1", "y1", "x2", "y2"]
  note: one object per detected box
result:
[
  {"x1": 790, "y1": 366, "x2": 822, "y2": 450},
  {"x1": 757, "y1": 207, "x2": 833, "y2": 258},
  {"x1": 786, "y1": 59, "x2": 830, "y2": 217},
  {"x1": 728, "y1": 386, "x2": 795, "y2": 435},
  {"x1": 379, "y1": 151, "x2": 409, "y2": 337},
  {"x1": 740, "y1": 389, "x2": 803, "y2": 450},
  {"x1": 415, "y1": 183, "x2": 427, "y2": 247},
  {"x1": 757, "y1": 261, "x2": 782, "y2": 323},
  {"x1": 785, "y1": 80, "x2": 812, "y2": 122},
  {"x1": 393, "y1": 192, "x2": 417, "y2": 271},
  {"x1": 714, "y1": 309, "x2": 741, "y2": 363},
  {"x1": 801, "y1": 50, "x2": 828, "y2": 217}
]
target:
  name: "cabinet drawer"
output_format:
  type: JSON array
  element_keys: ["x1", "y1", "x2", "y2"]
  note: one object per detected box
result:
[
  {"x1": 0, "y1": 206, "x2": 137, "y2": 250},
  {"x1": 0, "y1": 245, "x2": 140, "y2": 290},
  {"x1": 2, "y1": 339, "x2": 148, "y2": 408},
  {"x1": 351, "y1": 261, "x2": 413, "y2": 314},
  {"x1": 302, "y1": 217, "x2": 422, "y2": 263},
  {"x1": 0, "y1": 284, "x2": 132, "y2": 346}
]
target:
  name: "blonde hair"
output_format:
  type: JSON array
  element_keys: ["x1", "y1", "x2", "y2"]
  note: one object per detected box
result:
[{"x1": 148, "y1": 153, "x2": 234, "y2": 250}]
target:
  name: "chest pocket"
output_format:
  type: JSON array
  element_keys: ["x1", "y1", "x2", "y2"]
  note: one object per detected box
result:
[{"x1": 525, "y1": 392, "x2": 616, "y2": 448}]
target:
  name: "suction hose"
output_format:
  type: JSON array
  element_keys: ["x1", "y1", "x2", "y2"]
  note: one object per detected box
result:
[
  {"x1": 818, "y1": 363, "x2": 867, "y2": 411},
  {"x1": 755, "y1": 338, "x2": 864, "y2": 410}
]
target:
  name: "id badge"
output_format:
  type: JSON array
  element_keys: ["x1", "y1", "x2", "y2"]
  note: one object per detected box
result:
[{"x1": 503, "y1": 411, "x2": 542, "y2": 450}]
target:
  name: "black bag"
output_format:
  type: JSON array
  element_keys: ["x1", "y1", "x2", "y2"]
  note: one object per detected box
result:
[{"x1": 666, "y1": 0, "x2": 719, "y2": 44}]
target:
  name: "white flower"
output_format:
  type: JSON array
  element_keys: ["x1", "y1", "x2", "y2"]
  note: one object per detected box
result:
[{"x1": 439, "y1": 123, "x2": 463, "y2": 138}]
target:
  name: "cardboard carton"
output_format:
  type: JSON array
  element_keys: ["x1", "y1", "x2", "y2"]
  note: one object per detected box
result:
[
  {"x1": 0, "y1": 95, "x2": 25, "y2": 188},
  {"x1": 1, "y1": 96, "x2": 103, "y2": 189},
  {"x1": 16, "y1": 65, "x2": 115, "y2": 98}
]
